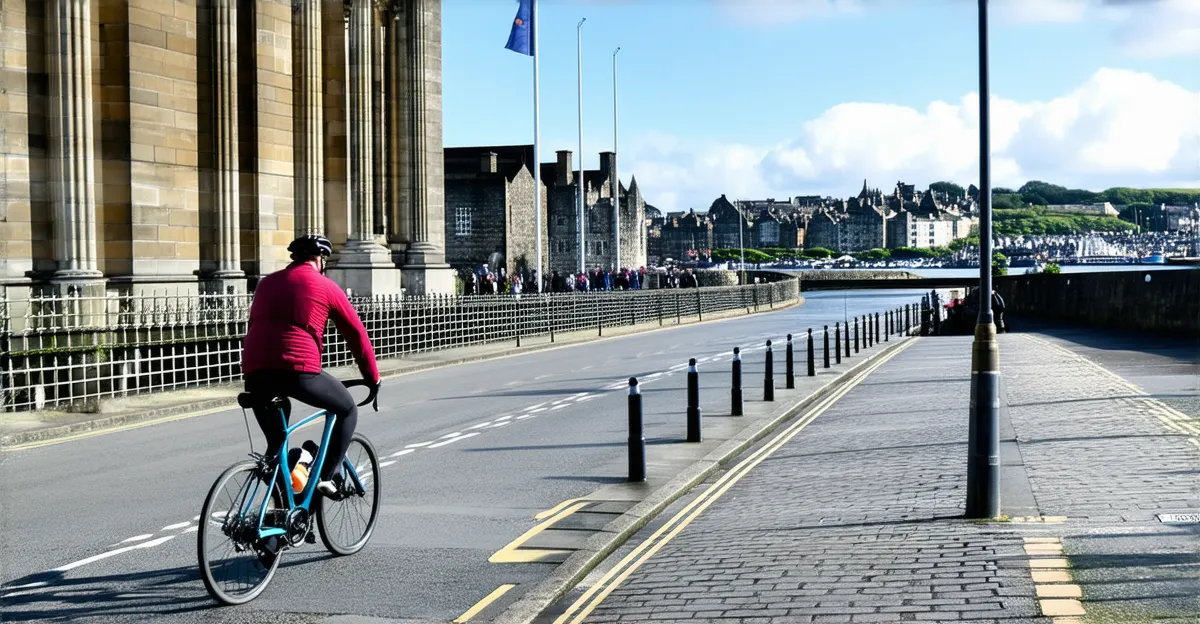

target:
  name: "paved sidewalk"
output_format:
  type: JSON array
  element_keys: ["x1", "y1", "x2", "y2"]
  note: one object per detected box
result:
[{"x1": 542, "y1": 329, "x2": 1200, "y2": 624}]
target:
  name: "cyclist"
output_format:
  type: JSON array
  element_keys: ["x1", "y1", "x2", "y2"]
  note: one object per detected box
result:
[{"x1": 241, "y1": 234, "x2": 380, "y2": 497}]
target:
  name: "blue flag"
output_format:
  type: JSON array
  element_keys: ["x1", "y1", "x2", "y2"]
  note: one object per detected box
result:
[{"x1": 505, "y1": 0, "x2": 534, "y2": 56}]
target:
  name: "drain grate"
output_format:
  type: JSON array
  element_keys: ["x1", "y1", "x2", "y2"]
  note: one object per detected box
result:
[{"x1": 1156, "y1": 513, "x2": 1200, "y2": 523}]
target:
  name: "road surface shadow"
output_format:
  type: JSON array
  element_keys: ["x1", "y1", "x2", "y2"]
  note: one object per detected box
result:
[{"x1": 0, "y1": 553, "x2": 338, "y2": 622}]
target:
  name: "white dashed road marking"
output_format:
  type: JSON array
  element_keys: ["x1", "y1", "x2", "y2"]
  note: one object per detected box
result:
[{"x1": 428, "y1": 432, "x2": 481, "y2": 448}]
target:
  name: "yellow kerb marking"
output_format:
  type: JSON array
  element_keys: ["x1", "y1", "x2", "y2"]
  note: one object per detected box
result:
[
  {"x1": 1030, "y1": 558, "x2": 1071, "y2": 569},
  {"x1": 1032, "y1": 570, "x2": 1073, "y2": 583},
  {"x1": 454, "y1": 584, "x2": 516, "y2": 623},
  {"x1": 489, "y1": 502, "x2": 588, "y2": 564},
  {"x1": 535, "y1": 498, "x2": 587, "y2": 521},
  {"x1": 1040, "y1": 599, "x2": 1085, "y2": 617},
  {"x1": 1024, "y1": 537, "x2": 1060, "y2": 544},
  {"x1": 1025, "y1": 544, "x2": 1063, "y2": 555},
  {"x1": 1037, "y1": 584, "x2": 1082, "y2": 598}
]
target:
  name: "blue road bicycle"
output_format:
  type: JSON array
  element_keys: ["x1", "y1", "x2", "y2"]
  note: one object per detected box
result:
[{"x1": 197, "y1": 379, "x2": 382, "y2": 605}]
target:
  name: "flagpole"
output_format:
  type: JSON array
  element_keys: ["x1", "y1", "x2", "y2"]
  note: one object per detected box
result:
[
  {"x1": 577, "y1": 17, "x2": 587, "y2": 275},
  {"x1": 613, "y1": 47, "x2": 620, "y2": 272},
  {"x1": 533, "y1": 0, "x2": 542, "y2": 292}
]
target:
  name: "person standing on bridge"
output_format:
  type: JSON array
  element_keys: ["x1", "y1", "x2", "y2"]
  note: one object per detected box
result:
[
  {"x1": 241, "y1": 234, "x2": 382, "y2": 497},
  {"x1": 992, "y1": 288, "x2": 1007, "y2": 333}
]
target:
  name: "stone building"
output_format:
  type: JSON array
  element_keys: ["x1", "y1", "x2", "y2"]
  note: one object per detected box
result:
[
  {"x1": 657, "y1": 210, "x2": 712, "y2": 263},
  {"x1": 0, "y1": 0, "x2": 453, "y2": 298},
  {"x1": 707, "y1": 195, "x2": 747, "y2": 250},
  {"x1": 887, "y1": 191, "x2": 977, "y2": 249},
  {"x1": 543, "y1": 150, "x2": 646, "y2": 274},
  {"x1": 442, "y1": 145, "x2": 545, "y2": 276}
]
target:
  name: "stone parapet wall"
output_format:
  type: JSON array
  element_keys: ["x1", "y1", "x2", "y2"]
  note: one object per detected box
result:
[{"x1": 996, "y1": 270, "x2": 1200, "y2": 336}]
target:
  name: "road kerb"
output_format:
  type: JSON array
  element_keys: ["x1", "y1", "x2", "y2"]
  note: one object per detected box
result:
[{"x1": 492, "y1": 334, "x2": 918, "y2": 624}]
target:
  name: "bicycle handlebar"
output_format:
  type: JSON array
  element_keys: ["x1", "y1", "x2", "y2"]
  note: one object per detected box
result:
[{"x1": 341, "y1": 379, "x2": 380, "y2": 412}]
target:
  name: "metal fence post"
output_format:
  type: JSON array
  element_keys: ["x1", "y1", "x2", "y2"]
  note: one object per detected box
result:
[
  {"x1": 676, "y1": 291, "x2": 681, "y2": 325},
  {"x1": 807, "y1": 328, "x2": 816, "y2": 377},
  {"x1": 763, "y1": 340, "x2": 775, "y2": 402},
  {"x1": 785, "y1": 334, "x2": 795, "y2": 390},
  {"x1": 696, "y1": 289, "x2": 703, "y2": 322},
  {"x1": 686, "y1": 358, "x2": 701, "y2": 442},
  {"x1": 731, "y1": 347, "x2": 743, "y2": 416},
  {"x1": 823, "y1": 325, "x2": 830, "y2": 368},
  {"x1": 628, "y1": 377, "x2": 645, "y2": 482}
]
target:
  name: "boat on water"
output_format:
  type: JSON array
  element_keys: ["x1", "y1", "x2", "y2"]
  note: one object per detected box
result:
[{"x1": 1140, "y1": 253, "x2": 1166, "y2": 265}]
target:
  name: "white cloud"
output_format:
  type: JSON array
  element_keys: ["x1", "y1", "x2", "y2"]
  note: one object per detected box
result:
[
  {"x1": 625, "y1": 68, "x2": 1199, "y2": 213},
  {"x1": 1103, "y1": 0, "x2": 1200, "y2": 58},
  {"x1": 998, "y1": 0, "x2": 1087, "y2": 23}
]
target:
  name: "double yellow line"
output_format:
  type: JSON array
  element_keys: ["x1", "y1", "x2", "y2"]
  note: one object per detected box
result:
[{"x1": 553, "y1": 338, "x2": 915, "y2": 624}]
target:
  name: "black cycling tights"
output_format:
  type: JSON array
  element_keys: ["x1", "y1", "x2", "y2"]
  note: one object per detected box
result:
[{"x1": 244, "y1": 370, "x2": 358, "y2": 481}]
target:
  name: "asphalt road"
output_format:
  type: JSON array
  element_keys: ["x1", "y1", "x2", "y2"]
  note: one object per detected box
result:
[{"x1": 0, "y1": 289, "x2": 930, "y2": 623}]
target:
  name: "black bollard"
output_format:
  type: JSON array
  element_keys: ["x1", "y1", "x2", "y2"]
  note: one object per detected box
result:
[
  {"x1": 785, "y1": 334, "x2": 795, "y2": 390},
  {"x1": 628, "y1": 377, "x2": 645, "y2": 482},
  {"x1": 763, "y1": 340, "x2": 775, "y2": 402},
  {"x1": 854, "y1": 317, "x2": 860, "y2": 353},
  {"x1": 835, "y1": 322, "x2": 843, "y2": 363},
  {"x1": 807, "y1": 328, "x2": 816, "y2": 377},
  {"x1": 844, "y1": 319, "x2": 851, "y2": 358},
  {"x1": 731, "y1": 348, "x2": 743, "y2": 416},
  {"x1": 875, "y1": 312, "x2": 881, "y2": 344},
  {"x1": 884, "y1": 311, "x2": 889, "y2": 342},
  {"x1": 823, "y1": 325, "x2": 831, "y2": 368},
  {"x1": 866, "y1": 315, "x2": 872, "y2": 348},
  {"x1": 686, "y1": 358, "x2": 702, "y2": 442}
]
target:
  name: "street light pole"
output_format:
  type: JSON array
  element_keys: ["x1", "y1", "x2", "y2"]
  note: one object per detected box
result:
[
  {"x1": 737, "y1": 198, "x2": 746, "y2": 284},
  {"x1": 613, "y1": 47, "x2": 621, "y2": 272},
  {"x1": 577, "y1": 17, "x2": 587, "y2": 275},
  {"x1": 966, "y1": 0, "x2": 1000, "y2": 519}
]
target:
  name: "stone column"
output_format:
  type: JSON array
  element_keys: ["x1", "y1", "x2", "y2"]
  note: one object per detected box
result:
[
  {"x1": 47, "y1": 0, "x2": 102, "y2": 286},
  {"x1": 293, "y1": 0, "x2": 324, "y2": 236},
  {"x1": 211, "y1": 0, "x2": 243, "y2": 283},
  {"x1": 384, "y1": 2, "x2": 411, "y2": 263},
  {"x1": 400, "y1": 0, "x2": 453, "y2": 294},
  {"x1": 325, "y1": 0, "x2": 401, "y2": 295}
]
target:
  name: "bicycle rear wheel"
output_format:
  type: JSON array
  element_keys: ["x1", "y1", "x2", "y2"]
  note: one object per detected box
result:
[
  {"x1": 197, "y1": 461, "x2": 285, "y2": 605},
  {"x1": 316, "y1": 433, "x2": 381, "y2": 556}
]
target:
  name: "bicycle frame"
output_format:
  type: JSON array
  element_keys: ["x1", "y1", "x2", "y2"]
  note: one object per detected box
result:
[{"x1": 229, "y1": 406, "x2": 368, "y2": 542}]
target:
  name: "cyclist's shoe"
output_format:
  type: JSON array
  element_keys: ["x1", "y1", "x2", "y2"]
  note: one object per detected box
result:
[{"x1": 316, "y1": 473, "x2": 344, "y2": 498}]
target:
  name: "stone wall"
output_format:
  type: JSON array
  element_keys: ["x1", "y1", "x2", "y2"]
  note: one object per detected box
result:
[
  {"x1": 444, "y1": 175, "x2": 505, "y2": 268},
  {"x1": 996, "y1": 270, "x2": 1200, "y2": 337}
]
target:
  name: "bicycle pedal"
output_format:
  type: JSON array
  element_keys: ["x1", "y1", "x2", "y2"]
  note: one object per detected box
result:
[{"x1": 305, "y1": 532, "x2": 317, "y2": 544}]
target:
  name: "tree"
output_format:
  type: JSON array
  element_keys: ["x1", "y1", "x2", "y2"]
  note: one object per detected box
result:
[
  {"x1": 992, "y1": 251, "x2": 1008, "y2": 277},
  {"x1": 854, "y1": 248, "x2": 891, "y2": 261},
  {"x1": 802, "y1": 247, "x2": 835, "y2": 259},
  {"x1": 929, "y1": 181, "x2": 965, "y2": 199},
  {"x1": 1044, "y1": 263, "x2": 1061, "y2": 274}
]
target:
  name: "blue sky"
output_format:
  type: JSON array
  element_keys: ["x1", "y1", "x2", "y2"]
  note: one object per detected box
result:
[{"x1": 442, "y1": 1, "x2": 1199, "y2": 212}]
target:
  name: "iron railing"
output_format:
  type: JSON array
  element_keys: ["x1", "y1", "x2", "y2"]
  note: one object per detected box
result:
[{"x1": 0, "y1": 280, "x2": 799, "y2": 412}]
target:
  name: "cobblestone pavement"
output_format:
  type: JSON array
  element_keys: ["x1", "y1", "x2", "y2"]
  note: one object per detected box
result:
[
  {"x1": 1001, "y1": 333, "x2": 1200, "y2": 623},
  {"x1": 568, "y1": 337, "x2": 1047, "y2": 624}
]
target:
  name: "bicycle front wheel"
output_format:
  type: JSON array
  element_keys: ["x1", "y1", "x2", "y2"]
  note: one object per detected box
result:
[
  {"x1": 197, "y1": 461, "x2": 285, "y2": 605},
  {"x1": 316, "y1": 434, "x2": 381, "y2": 556}
]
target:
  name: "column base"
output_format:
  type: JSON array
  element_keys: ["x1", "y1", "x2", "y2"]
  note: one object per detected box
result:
[
  {"x1": 327, "y1": 240, "x2": 403, "y2": 296},
  {"x1": 400, "y1": 265, "x2": 455, "y2": 296}
]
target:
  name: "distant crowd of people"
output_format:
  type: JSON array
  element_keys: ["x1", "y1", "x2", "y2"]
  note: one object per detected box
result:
[{"x1": 457, "y1": 264, "x2": 703, "y2": 296}]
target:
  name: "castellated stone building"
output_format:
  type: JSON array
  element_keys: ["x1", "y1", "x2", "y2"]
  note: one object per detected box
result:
[
  {"x1": 0, "y1": 0, "x2": 454, "y2": 299},
  {"x1": 443, "y1": 145, "x2": 648, "y2": 278}
]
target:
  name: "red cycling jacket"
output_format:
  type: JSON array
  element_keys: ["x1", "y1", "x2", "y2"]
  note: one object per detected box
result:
[{"x1": 242, "y1": 262, "x2": 380, "y2": 383}]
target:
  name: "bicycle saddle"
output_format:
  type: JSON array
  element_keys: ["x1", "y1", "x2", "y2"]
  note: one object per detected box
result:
[{"x1": 237, "y1": 393, "x2": 289, "y2": 410}]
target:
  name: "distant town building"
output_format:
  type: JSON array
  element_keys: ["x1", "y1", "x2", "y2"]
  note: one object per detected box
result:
[
  {"x1": 887, "y1": 191, "x2": 977, "y2": 249},
  {"x1": 657, "y1": 210, "x2": 713, "y2": 262}
]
